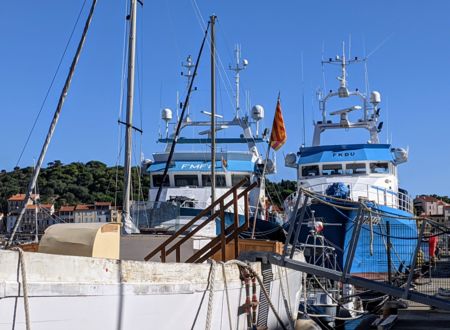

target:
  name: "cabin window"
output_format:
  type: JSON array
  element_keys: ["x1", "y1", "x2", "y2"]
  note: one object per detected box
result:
[
  {"x1": 202, "y1": 174, "x2": 227, "y2": 187},
  {"x1": 174, "y1": 175, "x2": 199, "y2": 187},
  {"x1": 345, "y1": 163, "x2": 367, "y2": 175},
  {"x1": 152, "y1": 174, "x2": 169, "y2": 187},
  {"x1": 231, "y1": 174, "x2": 250, "y2": 187},
  {"x1": 322, "y1": 164, "x2": 343, "y2": 176},
  {"x1": 370, "y1": 162, "x2": 389, "y2": 174},
  {"x1": 301, "y1": 165, "x2": 320, "y2": 177}
]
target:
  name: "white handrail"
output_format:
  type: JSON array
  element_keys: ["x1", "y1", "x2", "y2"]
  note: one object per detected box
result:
[{"x1": 284, "y1": 181, "x2": 414, "y2": 214}]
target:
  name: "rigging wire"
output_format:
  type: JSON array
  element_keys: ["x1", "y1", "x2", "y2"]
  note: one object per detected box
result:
[
  {"x1": 115, "y1": 0, "x2": 130, "y2": 208},
  {"x1": 15, "y1": 0, "x2": 88, "y2": 167}
]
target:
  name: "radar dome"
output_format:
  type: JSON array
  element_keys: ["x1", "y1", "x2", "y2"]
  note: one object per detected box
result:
[
  {"x1": 370, "y1": 91, "x2": 381, "y2": 105},
  {"x1": 161, "y1": 108, "x2": 173, "y2": 122},
  {"x1": 251, "y1": 105, "x2": 264, "y2": 121}
]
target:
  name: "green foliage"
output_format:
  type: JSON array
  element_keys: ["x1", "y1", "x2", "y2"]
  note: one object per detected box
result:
[
  {"x1": 0, "y1": 161, "x2": 150, "y2": 214},
  {"x1": 266, "y1": 179, "x2": 296, "y2": 208},
  {"x1": 430, "y1": 194, "x2": 450, "y2": 204}
]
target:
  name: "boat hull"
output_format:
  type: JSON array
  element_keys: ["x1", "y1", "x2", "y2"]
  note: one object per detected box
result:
[
  {"x1": 285, "y1": 201, "x2": 417, "y2": 275},
  {"x1": 0, "y1": 250, "x2": 302, "y2": 330}
]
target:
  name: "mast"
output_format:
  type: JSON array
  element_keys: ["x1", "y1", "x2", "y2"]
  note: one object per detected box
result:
[
  {"x1": 6, "y1": 0, "x2": 98, "y2": 248},
  {"x1": 229, "y1": 44, "x2": 247, "y2": 118},
  {"x1": 122, "y1": 0, "x2": 140, "y2": 234},
  {"x1": 210, "y1": 15, "x2": 216, "y2": 206}
]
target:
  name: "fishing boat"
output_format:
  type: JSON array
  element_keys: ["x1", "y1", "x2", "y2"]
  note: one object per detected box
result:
[
  {"x1": 0, "y1": 2, "x2": 303, "y2": 329},
  {"x1": 284, "y1": 46, "x2": 417, "y2": 277},
  {"x1": 133, "y1": 46, "x2": 285, "y2": 242}
]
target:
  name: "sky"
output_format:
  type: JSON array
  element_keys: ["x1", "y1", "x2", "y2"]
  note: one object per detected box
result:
[{"x1": 1, "y1": 0, "x2": 449, "y2": 197}]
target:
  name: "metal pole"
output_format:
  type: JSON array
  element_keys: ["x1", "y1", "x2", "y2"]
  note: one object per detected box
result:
[
  {"x1": 282, "y1": 190, "x2": 303, "y2": 257},
  {"x1": 342, "y1": 207, "x2": 364, "y2": 280},
  {"x1": 6, "y1": 0, "x2": 97, "y2": 248},
  {"x1": 210, "y1": 15, "x2": 216, "y2": 207},
  {"x1": 154, "y1": 24, "x2": 210, "y2": 203},
  {"x1": 386, "y1": 221, "x2": 392, "y2": 285},
  {"x1": 122, "y1": 0, "x2": 139, "y2": 234},
  {"x1": 290, "y1": 195, "x2": 310, "y2": 259},
  {"x1": 404, "y1": 219, "x2": 426, "y2": 298}
]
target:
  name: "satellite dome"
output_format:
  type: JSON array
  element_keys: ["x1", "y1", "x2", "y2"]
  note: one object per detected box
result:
[{"x1": 251, "y1": 105, "x2": 264, "y2": 121}]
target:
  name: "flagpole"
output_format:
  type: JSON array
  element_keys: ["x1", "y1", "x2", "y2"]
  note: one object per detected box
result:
[
  {"x1": 250, "y1": 92, "x2": 281, "y2": 239},
  {"x1": 250, "y1": 142, "x2": 270, "y2": 239}
]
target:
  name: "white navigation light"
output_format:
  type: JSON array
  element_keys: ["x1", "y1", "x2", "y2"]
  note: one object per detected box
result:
[
  {"x1": 243, "y1": 59, "x2": 249, "y2": 66},
  {"x1": 161, "y1": 108, "x2": 173, "y2": 122},
  {"x1": 251, "y1": 105, "x2": 264, "y2": 121},
  {"x1": 370, "y1": 91, "x2": 381, "y2": 106}
]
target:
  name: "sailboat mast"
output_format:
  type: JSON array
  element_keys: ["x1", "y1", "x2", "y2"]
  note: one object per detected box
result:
[
  {"x1": 6, "y1": 0, "x2": 98, "y2": 248},
  {"x1": 210, "y1": 15, "x2": 216, "y2": 206},
  {"x1": 122, "y1": 0, "x2": 139, "y2": 234}
]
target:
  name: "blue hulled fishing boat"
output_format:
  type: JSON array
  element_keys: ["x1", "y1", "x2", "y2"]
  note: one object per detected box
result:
[{"x1": 284, "y1": 48, "x2": 417, "y2": 276}]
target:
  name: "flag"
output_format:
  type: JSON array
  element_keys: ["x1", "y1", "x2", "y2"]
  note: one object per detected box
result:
[{"x1": 269, "y1": 97, "x2": 287, "y2": 151}]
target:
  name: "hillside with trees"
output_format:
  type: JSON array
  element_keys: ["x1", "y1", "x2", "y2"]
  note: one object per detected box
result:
[
  {"x1": 0, "y1": 161, "x2": 298, "y2": 215},
  {"x1": 0, "y1": 161, "x2": 150, "y2": 214}
]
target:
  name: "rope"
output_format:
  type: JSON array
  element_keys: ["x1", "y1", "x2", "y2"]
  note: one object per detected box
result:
[
  {"x1": 220, "y1": 262, "x2": 233, "y2": 330},
  {"x1": 205, "y1": 260, "x2": 217, "y2": 330},
  {"x1": 226, "y1": 260, "x2": 288, "y2": 330},
  {"x1": 11, "y1": 248, "x2": 31, "y2": 330},
  {"x1": 369, "y1": 212, "x2": 374, "y2": 256}
]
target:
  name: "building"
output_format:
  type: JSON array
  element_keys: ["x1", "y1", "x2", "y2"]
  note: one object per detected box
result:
[
  {"x1": 73, "y1": 204, "x2": 97, "y2": 223},
  {"x1": 7, "y1": 194, "x2": 39, "y2": 215},
  {"x1": 72, "y1": 202, "x2": 120, "y2": 223},
  {"x1": 58, "y1": 205, "x2": 75, "y2": 223},
  {"x1": 95, "y1": 202, "x2": 113, "y2": 222},
  {"x1": 414, "y1": 195, "x2": 449, "y2": 217},
  {"x1": 6, "y1": 193, "x2": 55, "y2": 234}
]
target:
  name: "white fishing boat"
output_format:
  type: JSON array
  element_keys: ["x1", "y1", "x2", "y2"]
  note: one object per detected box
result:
[{"x1": 0, "y1": 2, "x2": 303, "y2": 329}]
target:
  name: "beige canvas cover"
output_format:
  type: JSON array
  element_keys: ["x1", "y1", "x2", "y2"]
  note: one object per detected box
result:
[{"x1": 39, "y1": 222, "x2": 120, "y2": 259}]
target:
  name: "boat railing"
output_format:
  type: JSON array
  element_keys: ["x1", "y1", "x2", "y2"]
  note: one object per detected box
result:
[
  {"x1": 180, "y1": 199, "x2": 260, "y2": 217},
  {"x1": 284, "y1": 181, "x2": 414, "y2": 216},
  {"x1": 131, "y1": 200, "x2": 181, "y2": 229},
  {"x1": 144, "y1": 178, "x2": 258, "y2": 263}
]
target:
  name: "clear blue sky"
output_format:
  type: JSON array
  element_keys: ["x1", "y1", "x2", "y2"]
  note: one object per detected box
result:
[{"x1": 1, "y1": 0, "x2": 449, "y2": 197}]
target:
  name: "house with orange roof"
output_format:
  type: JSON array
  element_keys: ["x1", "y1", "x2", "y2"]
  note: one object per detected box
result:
[
  {"x1": 414, "y1": 195, "x2": 449, "y2": 216},
  {"x1": 6, "y1": 197, "x2": 55, "y2": 235},
  {"x1": 7, "y1": 193, "x2": 40, "y2": 215}
]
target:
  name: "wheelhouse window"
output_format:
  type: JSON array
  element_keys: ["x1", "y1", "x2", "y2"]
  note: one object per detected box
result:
[
  {"x1": 202, "y1": 174, "x2": 226, "y2": 187},
  {"x1": 231, "y1": 174, "x2": 250, "y2": 187},
  {"x1": 152, "y1": 174, "x2": 169, "y2": 187},
  {"x1": 345, "y1": 163, "x2": 367, "y2": 175},
  {"x1": 370, "y1": 162, "x2": 389, "y2": 174},
  {"x1": 174, "y1": 175, "x2": 199, "y2": 187},
  {"x1": 322, "y1": 164, "x2": 343, "y2": 176},
  {"x1": 301, "y1": 165, "x2": 319, "y2": 177}
]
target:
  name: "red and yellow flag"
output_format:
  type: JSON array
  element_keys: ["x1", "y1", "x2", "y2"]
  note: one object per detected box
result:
[{"x1": 269, "y1": 98, "x2": 287, "y2": 151}]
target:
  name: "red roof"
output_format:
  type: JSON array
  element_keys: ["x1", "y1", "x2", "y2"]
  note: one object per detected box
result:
[
  {"x1": 25, "y1": 204, "x2": 53, "y2": 210},
  {"x1": 416, "y1": 195, "x2": 449, "y2": 206},
  {"x1": 95, "y1": 202, "x2": 112, "y2": 206},
  {"x1": 8, "y1": 194, "x2": 39, "y2": 201},
  {"x1": 59, "y1": 205, "x2": 75, "y2": 212},
  {"x1": 75, "y1": 204, "x2": 94, "y2": 211}
]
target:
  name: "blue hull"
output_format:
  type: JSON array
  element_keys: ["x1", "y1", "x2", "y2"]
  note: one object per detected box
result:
[{"x1": 286, "y1": 202, "x2": 418, "y2": 274}]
